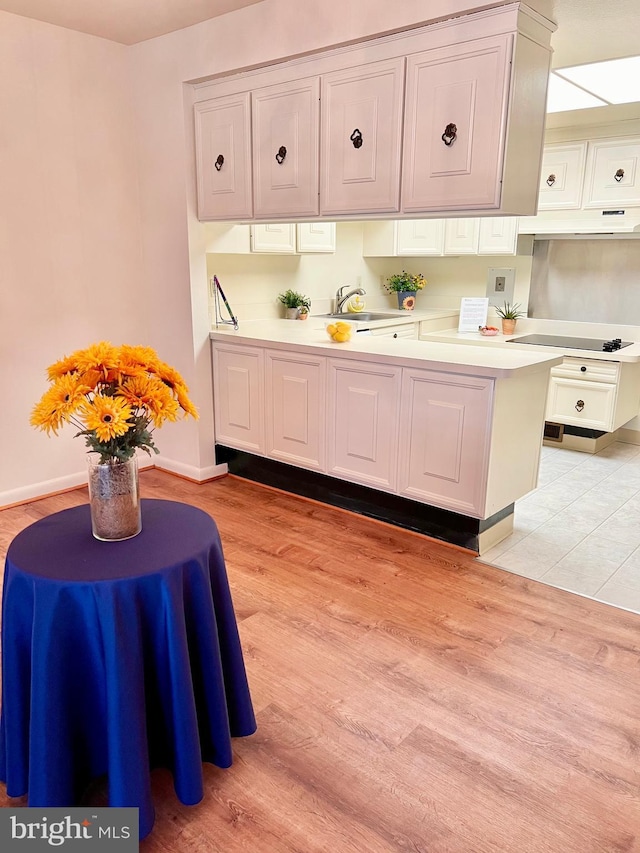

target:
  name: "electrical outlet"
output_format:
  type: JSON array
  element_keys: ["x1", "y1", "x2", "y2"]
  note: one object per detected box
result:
[{"x1": 495, "y1": 276, "x2": 506, "y2": 292}]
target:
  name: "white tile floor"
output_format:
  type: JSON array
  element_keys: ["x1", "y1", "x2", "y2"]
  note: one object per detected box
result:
[{"x1": 477, "y1": 440, "x2": 640, "y2": 615}]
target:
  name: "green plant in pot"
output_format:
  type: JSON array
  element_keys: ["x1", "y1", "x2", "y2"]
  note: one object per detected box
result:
[
  {"x1": 495, "y1": 301, "x2": 525, "y2": 334},
  {"x1": 278, "y1": 289, "x2": 311, "y2": 319},
  {"x1": 384, "y1": 271, "x2": 427, "y2": 310}
]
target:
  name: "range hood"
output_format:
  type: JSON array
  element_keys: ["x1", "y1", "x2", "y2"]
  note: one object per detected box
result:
[{"x1": 518, "y1": 210, "x2": 640, "y2": 239}]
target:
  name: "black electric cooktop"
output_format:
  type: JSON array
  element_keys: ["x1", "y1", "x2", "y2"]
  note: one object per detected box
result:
[{"x1": 507, "y1": 334, "x2": 634, "y2": 352}]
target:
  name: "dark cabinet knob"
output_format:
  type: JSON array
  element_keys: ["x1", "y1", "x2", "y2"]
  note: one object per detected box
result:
[
  {"x1": 580, "y1": 365, "x2": 587, "y2": 372},
  {"x1": 546, "y1": 173, "x2": 556, "y2": 186},
  {"x1": 441, "y1": 123, "x2": 457, "y2": 146},
  {"x1": 350, "y1": 129, "x2": 363, "y2": 149},
  {"x1": 575, "y1": 399, "x2": 585, "y2": 412},
  {"x1": 393, "y1": 333, "x2": 398, "y2": 338},
  {"x1": 275, "y1": 145, "x2": 287, "y2": 164},
  {"x1": 615, "y1": 168, "x2": 624, "y2": 182},
  {"x1": 214, "y1": 154, "x2": 224, "y2": 171}
]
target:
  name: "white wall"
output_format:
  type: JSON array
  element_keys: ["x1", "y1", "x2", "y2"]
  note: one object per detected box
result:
[{"x1": 0, "y1": 12, "x2": 146, "y2": 506}]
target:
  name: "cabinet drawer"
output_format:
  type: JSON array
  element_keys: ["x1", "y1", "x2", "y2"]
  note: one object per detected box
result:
[
  {"x1": 546, "y1": 377, "x2": 616, "y2": 431},
  {"x1": 550, "y1": 358, "x2": 620, "y2": 383}
]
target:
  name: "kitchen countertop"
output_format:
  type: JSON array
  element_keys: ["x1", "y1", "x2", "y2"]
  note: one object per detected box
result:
[
  {"x1": 209, "y1": 316, "x2": 564, "y2": 379},
  {"x1": 419, "y1": 317, "x2": 640, "y2": 362}
]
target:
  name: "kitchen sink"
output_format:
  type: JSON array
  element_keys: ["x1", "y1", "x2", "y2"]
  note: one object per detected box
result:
[{"x1": 314, "y1": 312, "x2": 402, "y2": 322}]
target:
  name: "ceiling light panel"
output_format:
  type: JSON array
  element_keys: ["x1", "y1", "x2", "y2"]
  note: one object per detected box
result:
[
  {"x1": 557, "y1": 56, "x2": 640, "y2": 105},
  {"x1": 546, "y1": 73, "x2": 608, "y2": 113}
]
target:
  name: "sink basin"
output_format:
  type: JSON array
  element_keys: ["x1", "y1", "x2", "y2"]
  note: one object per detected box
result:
[{"x1": 314, "y1": 312, "x2": 402, "y2": 322}]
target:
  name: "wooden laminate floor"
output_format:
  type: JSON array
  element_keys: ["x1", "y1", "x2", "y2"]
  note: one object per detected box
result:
[{"x1": 1, "y1": 469, "x2": 639, "y2": 852}]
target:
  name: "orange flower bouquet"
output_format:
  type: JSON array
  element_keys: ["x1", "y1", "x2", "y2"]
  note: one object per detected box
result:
[{"x1": 30, "y1": 341, "x2": 198, "y2": 462}]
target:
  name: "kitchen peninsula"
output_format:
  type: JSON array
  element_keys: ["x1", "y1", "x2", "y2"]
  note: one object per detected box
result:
[{"x1": 209, "y1": 316, "x2": 564, "y2": 554}]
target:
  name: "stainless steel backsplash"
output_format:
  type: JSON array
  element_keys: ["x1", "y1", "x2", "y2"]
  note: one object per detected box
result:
[{"x1": 529, "y1": 239, "x2": 640, "y2": 323}]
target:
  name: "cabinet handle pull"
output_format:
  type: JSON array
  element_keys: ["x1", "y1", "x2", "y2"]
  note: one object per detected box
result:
[
  {"x1": 546, "y1": 173, "x2": 556, "y2": 186},
  {"x1": 575, "y1": 399, "x2": 585, "y2": 412},
  {"x1": 350, "y1": 129, "x2": 363, "y2": 149},
  {"x1": 275, "y1": 145, "x2": 287, "y2": 164},
  {"x1": 615, "y1": 168, "x2": 624, "y2": 182},
  {"x1": 214, "y1": 154, "x2": 224, "y2": 172},
  {"x1": 441, "y1": 123, "x2": 457, "y2": 146}
]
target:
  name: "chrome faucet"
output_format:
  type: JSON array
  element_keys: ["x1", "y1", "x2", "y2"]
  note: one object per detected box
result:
[{"x1": 335, "y1": 284, "x2": 366, "y2": 313}]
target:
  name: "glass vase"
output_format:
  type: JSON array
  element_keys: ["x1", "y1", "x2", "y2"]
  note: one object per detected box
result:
[{"x1": 87, "y1": 456, "x2": 141, "y2": 541}]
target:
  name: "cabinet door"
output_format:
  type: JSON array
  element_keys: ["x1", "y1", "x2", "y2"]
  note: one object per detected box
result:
[
  {"x1": 321, "y1": 58, "x2": 404, "y2": 215},
  {"x1": 398, "y1": 369, "x2": 493, "y2": 516},
  {"x1": 477, "y1": 217, "x2": 518, "y2": 254},
  {"x1": 252, "y1": 78, "x2": 320, "y2": 218},
  {"x1": 537, "y1": 142, "x2": 587, "y2": 210},
  {"x1": 212, "y1": 344, "x2": 264, "y2": 453},
  {"x1": 296, "y1": 222, "x2": 336, "y2": 253},
  {"x1": 443, "y1": 219, "x2": 479, "y2": 254},
  {"x1": 194, "y1": 93, "x2": 252, "y2": 220},
  {"x1": 395, "y1": 219, "x2": 445, "y2": 255},
  {"x1": 583, "y1": 138, "x2": 640, "y2": 209},
  {"x1": 250, "y1": 224, "x2": 296, "y2": 253},
  {"x1": 265, "y1": 351, "x2": 326, "y2": 470},
  {"x1": 327, "y1": 360, "x2": 401, "y2": 491},
  {"x1": 546, "y1": 378, "x2": 616, "y2": 431},
  {"x1": 402, "y1": 34, "x2": 512, "y2": 213}
]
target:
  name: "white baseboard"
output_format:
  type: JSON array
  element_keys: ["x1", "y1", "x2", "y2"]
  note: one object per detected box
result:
[
  {"x1": 154, "y1": 455, "x2": 227, "y2": 482},
  {"x1": 0, "y1": 459, "x2": 225, "y2": 510},
  {"x1": 617, "y1": 427, "x2": 640, "y2": 446},
  {"x1": 0, "y1": 471, "x2": 88, "y2": 509}
]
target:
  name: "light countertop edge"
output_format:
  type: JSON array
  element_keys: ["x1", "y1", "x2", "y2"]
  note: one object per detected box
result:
[{"x1": 209, "y1": 320, "x2": 564, "y2": 379}]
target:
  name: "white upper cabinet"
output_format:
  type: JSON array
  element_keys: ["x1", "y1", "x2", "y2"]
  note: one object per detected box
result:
[
  {"x1": 296, "y1": 222, "x2": 336, "y2": 253},
  {"x1": 395, "y1": 219, "x2": 445, "y2": 255},
  {"x1": 443, "y1": 218, "x2": 481, "y2": 254},
  {"x1": 362, "y1": 217, "x2": 517, "y2": 256},
  {"x1": 537, "y1": 142, "x2": 587, "y2": 210},
  {"x1": 250, "y1": 224, "x2": 297, "y2": 253},
  {"x1": 194, "y1": 93, "x2": 253, "y2": 220},
  {"x1": 194, "y1": 4, "x2": 553, "y2": 221},
  {"x1": 252, "y1": 78, "x2": 320, "y2": 218},
  {"x1": 583, "y1": 137, "x2": 640, "y2": 209},
  {"x1": 401, "y1": 34, "x2": 511, "y2": 213},
  {"x1": 477, "y1": 217, "x2": 518, "y2": 254},
  {"x1": 320, "y1": 58, "x2": 404, "y2": 215}
]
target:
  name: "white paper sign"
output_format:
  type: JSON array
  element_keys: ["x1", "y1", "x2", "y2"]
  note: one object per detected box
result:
[{"x1": 458, "y1": 297, "x2": 489, "y2": 332}]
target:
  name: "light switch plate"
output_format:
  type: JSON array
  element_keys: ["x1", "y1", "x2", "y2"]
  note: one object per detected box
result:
[{"x1": 486, "y1": 267, "x2": 515, "y2": 307}]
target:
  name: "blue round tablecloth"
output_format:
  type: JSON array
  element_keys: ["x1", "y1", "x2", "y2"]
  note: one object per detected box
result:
[{"x1": 0, "y1": 499, "x2": 256, "y2": 839}]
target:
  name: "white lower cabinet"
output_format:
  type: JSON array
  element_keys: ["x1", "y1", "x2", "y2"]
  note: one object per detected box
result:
[
  {"x1": 545, "y1": 358, "x2": 640, "y2": 432},
  {"x1": 397, "y1": 369, "x2": 492, "y2": 516},
  {"x1": 327, "y1": 359, "x2": 401, "y2": 491},
  {"x1": 265, "y1": 350, "x2": 326, "y2": 470},
  {"x1": 211, "y1": 339, "x2": 550, "y2": 522},
  {"x1": 212, "y1": 343, "x2": 264, "y2": 453}
]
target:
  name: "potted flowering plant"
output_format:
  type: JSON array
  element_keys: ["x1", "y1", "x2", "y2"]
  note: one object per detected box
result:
[
  {"x1": 31, "y1": 341, "x2": 198, "y2": 540},
  {"x1": 385, "y1": 271, "x2": 427, "y2": 310},
  {"x1": 277, "y1": 289, "x2": 311, "y2": 319}
]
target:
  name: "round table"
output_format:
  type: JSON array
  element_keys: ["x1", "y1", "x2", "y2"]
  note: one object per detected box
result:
[{"x1": 0, "y1": 499, "x2": 256, "y2": 839}]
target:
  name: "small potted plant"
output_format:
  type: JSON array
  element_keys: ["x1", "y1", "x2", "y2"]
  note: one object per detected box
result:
[
  {"x1": 495, "y1": 301, "x2": 525, "y2": 335},
  {"x1": 297, "y1": 304, "x2": 310, "y2": 321},
  {"x1": 277, "y1": 289, "x2": 311, "y2": 320},
  {"x1": 384, "y1": 271, "x2": 427, "y2": 310}
]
